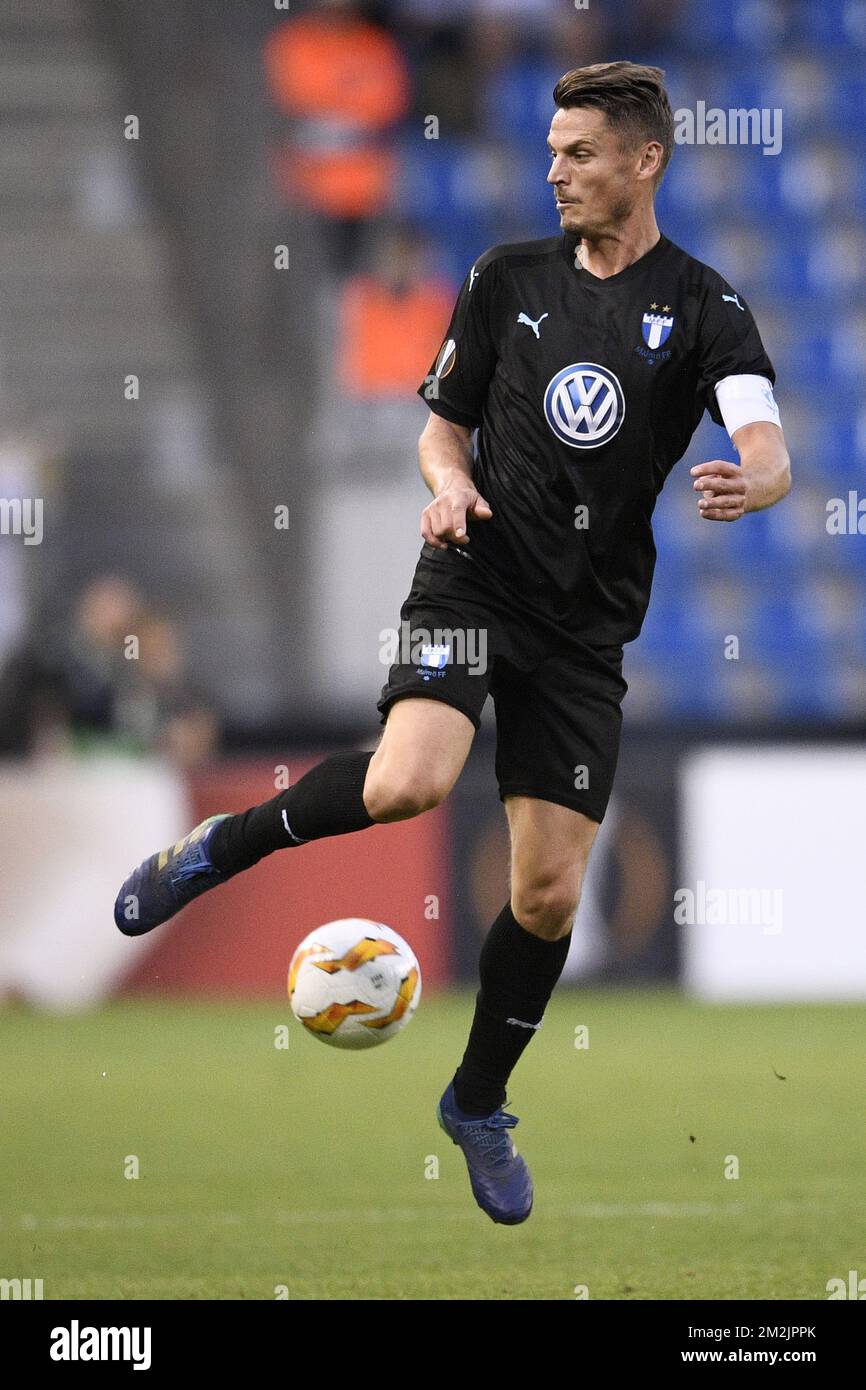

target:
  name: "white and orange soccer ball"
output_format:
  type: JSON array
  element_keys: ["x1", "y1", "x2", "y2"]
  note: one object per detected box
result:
[{"x1": 288, "y1": 919, "x2": 422, "y2": 1049}]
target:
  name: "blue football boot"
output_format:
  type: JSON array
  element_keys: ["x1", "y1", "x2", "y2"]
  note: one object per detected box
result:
[
  {"x1": 114, "y1": 813, "x2": 232, "y2": 935},
  {"x1": 437, "y1": 1081, "x2": 534, "y2": 1225}
]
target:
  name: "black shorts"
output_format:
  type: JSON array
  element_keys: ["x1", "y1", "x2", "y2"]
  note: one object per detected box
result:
[{"x1": 376, "y1": 546, "x2": 628, "y2": 823}]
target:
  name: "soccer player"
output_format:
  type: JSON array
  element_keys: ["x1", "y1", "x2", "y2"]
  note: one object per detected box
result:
[{"x1": 115, "y1": 63, "x2": 791, "y2": 1225}]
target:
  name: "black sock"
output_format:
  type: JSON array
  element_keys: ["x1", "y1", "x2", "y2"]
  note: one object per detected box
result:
[
  {"x1": 453, "y1": 902, "x2": 572, "y2": 1116},
  {"x1": 209, "y1": 749, "x2": 376, "y2": 873}
]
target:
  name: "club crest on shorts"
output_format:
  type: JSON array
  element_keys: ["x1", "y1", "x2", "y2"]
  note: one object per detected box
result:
[
  {"x1": 543, "y1": 363, "x2": 625, "y2": 449},
  {"x1": 419, "y1": 643, "x2": 450, "y2": 671}
]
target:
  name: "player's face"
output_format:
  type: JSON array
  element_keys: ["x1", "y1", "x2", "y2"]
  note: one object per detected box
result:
[{"x1": 546, "y1": 106, "x2": 647, "y2": 239}]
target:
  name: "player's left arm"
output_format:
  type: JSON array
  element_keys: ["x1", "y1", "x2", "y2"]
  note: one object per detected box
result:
[
  {"x1": 692, "y1": 282, "x2": 790, "y2": 523},
  {"x1": 690, "y1": 419, "x2": 791, "y2": 522}
]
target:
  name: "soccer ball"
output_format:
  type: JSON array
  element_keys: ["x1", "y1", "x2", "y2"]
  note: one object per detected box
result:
[{"x1": 288, "y1": 918, "x2": 422, "y2": 1049}]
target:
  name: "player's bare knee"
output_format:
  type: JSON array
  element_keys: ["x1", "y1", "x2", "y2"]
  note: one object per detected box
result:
[
  {"x1": 511, "y1": 881, "x2": 579, "y2": 939},
  {"x1": 363, "y1": 768, "x2": 449, "y2": 822}
]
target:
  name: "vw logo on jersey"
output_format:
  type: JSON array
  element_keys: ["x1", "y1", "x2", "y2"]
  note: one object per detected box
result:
[
  {"x1": 543, "y1": 363, "x2": 625, "y2": 449},
  {"x1": 641, "y1": 309, "x2": 674, "y2": 349}
]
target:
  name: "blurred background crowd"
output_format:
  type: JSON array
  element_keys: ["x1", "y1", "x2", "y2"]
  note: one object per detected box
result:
[{"x1": 1, "y1": 0, "x2": 864, "y2": 748}]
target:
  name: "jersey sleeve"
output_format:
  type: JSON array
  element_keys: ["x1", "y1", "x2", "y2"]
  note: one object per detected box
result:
[
  {"x1": 695, "y1": 279, "x2": 776, "y2": 428},
  {"x1": 416, "y1": 251, "x2": 501, "y2": 428}
]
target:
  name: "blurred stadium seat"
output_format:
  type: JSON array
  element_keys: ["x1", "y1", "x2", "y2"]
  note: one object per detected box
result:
[{"x1": 1, "y1": 0, "x2": 863, "y2": 735}]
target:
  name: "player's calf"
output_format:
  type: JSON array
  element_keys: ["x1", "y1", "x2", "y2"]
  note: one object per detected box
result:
[
  {"x1": 113, "y1": 749, "x2": 378, "y2": 935},
  {"x1": 113, "y1": 699, "x2": 475, "y2": 937}
]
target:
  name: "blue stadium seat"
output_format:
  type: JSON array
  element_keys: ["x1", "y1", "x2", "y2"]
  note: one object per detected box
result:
[
  {"x1": 480, "y1": 59, "x2": 562, "y2": 144},
  {"x1": 704, "y1": 68, "x2": 768, "y2": 116},
  {"x1": 682, "y1": 0, "x2": 791, "y2": 51},
  {"x1": 415, "y1": 21, "x2": 866, "y2": 724},
  {"x1": 769, "y1": 307, "x2": 836, "y2": 386},
  {"x1": 813, "y1": 400, "x2": 866, "y2": 483},
  {"x1": 791, "y1": 0, "x2": 866, "y2": 49},
  {"x1": 398, "y1": 134, "x2": 460, "y2": 222},
  {"x1": 826, "y1": 69, "x2": 866, "y2": 133}
]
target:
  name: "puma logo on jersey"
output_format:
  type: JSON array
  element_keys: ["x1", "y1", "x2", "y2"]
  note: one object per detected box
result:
[
  {"x1": 517, "y1": 311, "x2": 549, "y2": 338},
  {"x1": 722, "y1": 293, "x2": 745, "y2": 311}
]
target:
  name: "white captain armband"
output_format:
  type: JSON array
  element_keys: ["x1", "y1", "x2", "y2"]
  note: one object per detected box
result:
[{"x1": 714, "y1": 374, "x2": 781, "y2": 437}]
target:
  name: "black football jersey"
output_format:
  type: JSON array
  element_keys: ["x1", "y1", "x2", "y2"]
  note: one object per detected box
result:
[{"x1": 416, "y1": 230, "x2": 775, "y2": 646}]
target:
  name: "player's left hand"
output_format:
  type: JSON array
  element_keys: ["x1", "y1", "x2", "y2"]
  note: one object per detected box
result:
[{"x1": 690, "y1": 459, "x2": 749, "y2": 522}]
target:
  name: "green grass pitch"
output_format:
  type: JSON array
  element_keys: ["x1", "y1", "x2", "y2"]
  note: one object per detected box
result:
[{"x1": 0, "y1": 990, "x2": 862, "y2": 1300}]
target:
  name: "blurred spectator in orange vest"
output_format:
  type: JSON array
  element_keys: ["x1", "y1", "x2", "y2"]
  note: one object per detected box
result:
[
  {"x1": 338, "y1": 222, "x2": 453, "y2": 398},
  {"x1": 264, "y1": 0, "x2": 411, "y2": 266}
]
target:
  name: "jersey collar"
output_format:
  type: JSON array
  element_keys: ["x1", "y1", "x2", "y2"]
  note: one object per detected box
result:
[{"x1": 561, "y1": 230, "x2": 671, "y2": 286}]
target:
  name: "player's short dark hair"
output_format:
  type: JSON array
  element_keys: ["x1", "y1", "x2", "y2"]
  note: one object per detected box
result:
[{"x1": 552, "y1": 61, "x2": 674, "y2": 185}]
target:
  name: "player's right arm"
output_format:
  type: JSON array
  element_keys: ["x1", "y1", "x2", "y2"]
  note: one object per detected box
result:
[
  {"x1": 418, "y1": 412, "x2": 493, "y2": 550},
  {"x1": 415, "y1": 248, "x2": 502, "y2": 549}
]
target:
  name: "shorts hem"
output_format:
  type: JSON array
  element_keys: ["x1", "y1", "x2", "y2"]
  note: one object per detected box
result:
[
  {"x1": 496, "y1": 784, "x2": 608, "y2": 824},
  {"x1": 377, "y1": 687, "x2": 482, "y2": 732}
]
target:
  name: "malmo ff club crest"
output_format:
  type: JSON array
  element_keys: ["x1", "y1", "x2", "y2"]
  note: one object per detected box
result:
[{"x1": 641, "y1": 303, "x2": 674, "y2": 349}]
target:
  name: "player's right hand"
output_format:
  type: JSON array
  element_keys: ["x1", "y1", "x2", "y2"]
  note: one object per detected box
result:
[{"x1": 420, "y1": 483, "x2": 493, "y2": 550}]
